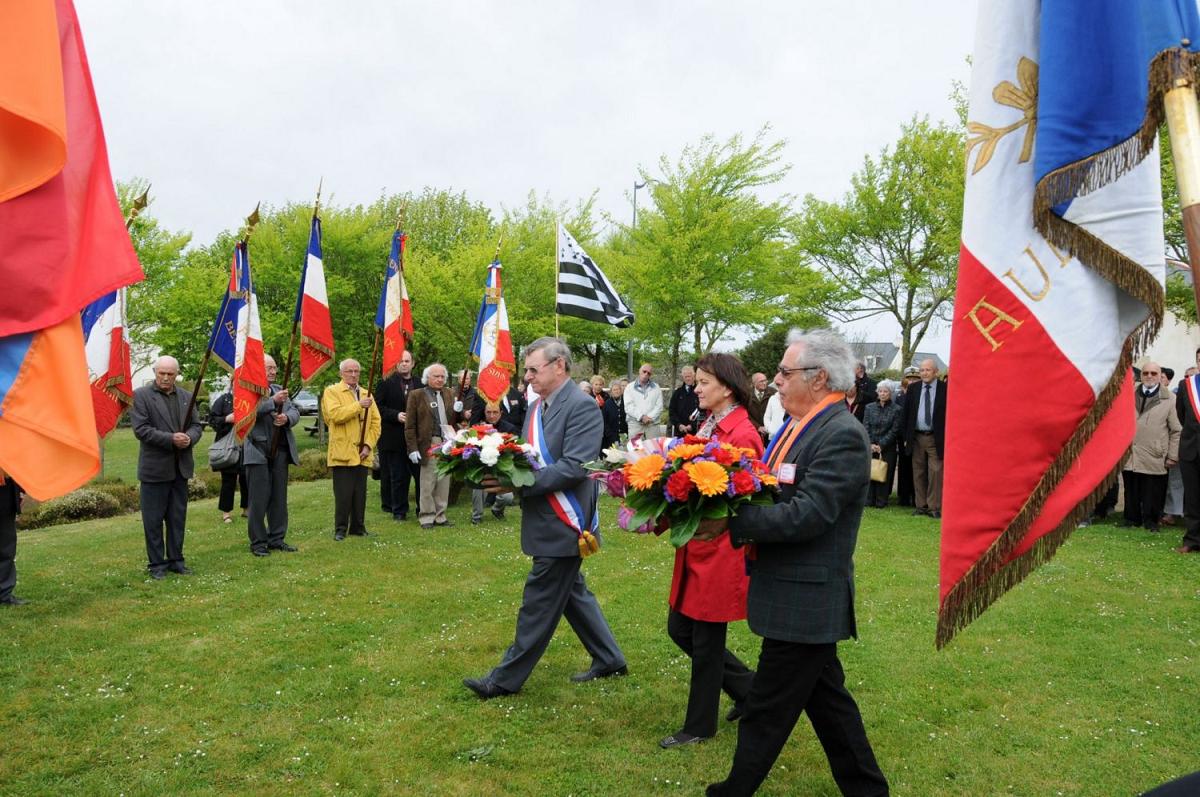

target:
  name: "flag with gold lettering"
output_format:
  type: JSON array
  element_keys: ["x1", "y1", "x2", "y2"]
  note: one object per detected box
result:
[{"x1": 938, "y1": 0, "x2": 1197, "y2": 646}]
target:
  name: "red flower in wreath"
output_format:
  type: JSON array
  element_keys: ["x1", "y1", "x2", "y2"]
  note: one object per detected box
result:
[
  {"x1": 665, "y1": 469, "x2": 694, "y2": 502},
  {"x1": 711, "y1": 446, "x2": 736, "y2": 466},
  {"x1": 730, "y1": 469, "x2": 757, "y2": 496}
]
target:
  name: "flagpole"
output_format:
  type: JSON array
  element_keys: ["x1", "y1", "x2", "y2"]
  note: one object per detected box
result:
[
  {"x1": 1164, "y1": 56, "x2": 1200, "y2": 314},
  {"x1": 182, "y1": 204, "x2": 260, "y2": 433},
  {"x1": 273, "y1": 182, "x2": 322, "y2": 457},
  {"x1": 357, "y1": 206, "x2": 401, "y2": 452},
  {"x1": 554, "y1": 222, "x2": 560, "y2": 338}
]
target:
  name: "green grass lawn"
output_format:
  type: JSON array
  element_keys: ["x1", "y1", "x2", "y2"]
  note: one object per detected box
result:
[{"x1": 1, "y1": 479, "x2": 1198, "y2": 795}]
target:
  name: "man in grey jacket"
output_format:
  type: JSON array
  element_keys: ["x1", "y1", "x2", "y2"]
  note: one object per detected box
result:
[
  {"x1": 131, "y1": 356, "x2": 204, "y2": 579},
  {"x1": 699, "y1": 329, "x2": 888, "y2": 797},
  {"x1": 464, "y1": 337, "x2": 627, "y2": 699},
  {"x1": 243, "y1": 355, "x2": 301, "y2": 556}
]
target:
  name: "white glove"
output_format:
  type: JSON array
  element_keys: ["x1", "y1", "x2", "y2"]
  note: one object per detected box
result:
[
  {"x1": 409, "y1": 451, "x2": 421, "y2": 464},
  {"x1": 452, "y1": 400, "x2": 464, "y2": 413}
]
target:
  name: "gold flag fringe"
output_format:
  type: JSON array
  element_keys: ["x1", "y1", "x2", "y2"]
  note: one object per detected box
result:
[{"x1": 935, "y1": 49, "x2": 1195, "y2": 648}]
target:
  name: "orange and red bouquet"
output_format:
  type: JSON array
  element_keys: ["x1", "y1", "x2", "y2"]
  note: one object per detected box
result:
[{"x1": 620, "y1": 435, "x2": 778, "y2": 548}]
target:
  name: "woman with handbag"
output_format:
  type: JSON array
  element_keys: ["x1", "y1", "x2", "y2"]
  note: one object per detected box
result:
[
  {"x1": 863, "y1": 382, "x2": 902, "y2": 508},
  {"x1": 659, "y1": 353, "x2": 758, "y2": 750},
  {"x1": 209, "y1": 392, "x2": 249, "y2": 523}
]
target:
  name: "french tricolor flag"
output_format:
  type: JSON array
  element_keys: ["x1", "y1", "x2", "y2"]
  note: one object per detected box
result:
[
  {"x1": 294, "y1": 216, "x2": 335, "y2": 382},
  {"x1": 81, "y1": 287, "x2": 132, "y2": 437},
  {"x1": 375, "y1": 229, "x2": 413, "y2": 374},
  {"x1": 230, "y1": 242, "x2": 269, "y2": 443},
  {"x1": 938, "y1": 0, "x2": 1196, "y2": 646},
  {"x1": 469, "y1": 259, "x2": 516, "y2": 406}
]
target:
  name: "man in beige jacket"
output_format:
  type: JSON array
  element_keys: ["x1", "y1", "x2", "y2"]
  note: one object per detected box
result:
[{"x1": 1123, "y1": 362, "x2": 1181, "y2": 533}]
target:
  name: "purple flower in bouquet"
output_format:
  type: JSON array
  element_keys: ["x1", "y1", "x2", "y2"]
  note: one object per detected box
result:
[{"x1": 617, "y1": 504, "x2": 654, "y2": 533}]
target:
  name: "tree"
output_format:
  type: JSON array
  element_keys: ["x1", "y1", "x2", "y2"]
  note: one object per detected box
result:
[
  {"x1": 622, "y1": 129, "x2": 833, "y2": 385},
  {"x1": 797, "y1": 117, "x2": 965, "y2": 367},
  {"x1": 1159, "y1": 128, "x2": 1198, "y2": 325}
]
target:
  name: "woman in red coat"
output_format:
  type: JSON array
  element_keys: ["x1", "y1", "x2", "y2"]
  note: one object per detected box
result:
[{"x1": 660, "y1": 353, "x2": 761, "y2": 749}]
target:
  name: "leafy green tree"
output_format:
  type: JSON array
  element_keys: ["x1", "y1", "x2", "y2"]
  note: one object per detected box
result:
[
  {"x1": 622, "y1": 129, "x2": 832, "y2": 384},
  {"x1": 797, "y1": 117, "x2": 965, "y2": 367},
  {"x1": 1159, "y1": 128, "x2": 1198, "y2": 325}
]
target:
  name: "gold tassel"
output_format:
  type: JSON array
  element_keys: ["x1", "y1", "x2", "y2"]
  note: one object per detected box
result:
[{"x1": 578, "y1": 531, "x2": 600, "y2": 558}]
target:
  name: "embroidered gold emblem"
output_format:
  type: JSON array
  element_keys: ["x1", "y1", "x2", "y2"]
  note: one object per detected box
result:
[{"x1": 967, "y1": 57, "x2": 1038, "y2": 175}]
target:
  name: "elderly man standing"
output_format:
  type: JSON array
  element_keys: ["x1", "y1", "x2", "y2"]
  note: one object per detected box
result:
[
  {"x1": 668, "y1": 365, "x2": 701, "y2": 436},
  {"x1": 624, "y1": 362, "x2": 663, "y2": 441},
  {"x1": 243, "y1": 355, "x2": 300, "y2": 556},
  {"x1": 322, "y1": 359, "x2": 382, "y2": 541},
  {"x1": 699, "y1": 329, "x2": 887, "y2": 797},
  {"x1": 131, "y1": 356, "x2": 203, "y2": 579},
  {"x1": 405, "y1": 363, "x2": 462, "y2": 529},
  {"x1": 1122, "y1": 362, "x2": 1180, "y2": 533},
  {"x1": 747, "y1": 372, "x2": 776, "y2": 443},
  {"x1": 902, "y1": 358, "x2": 948, "y2": 519},
  {"x1": 464, "y1": 337, "x2": 627, "y2": 699},
  {"x1": 376, "y1": 349, "x2": 423, "y2": 521}
]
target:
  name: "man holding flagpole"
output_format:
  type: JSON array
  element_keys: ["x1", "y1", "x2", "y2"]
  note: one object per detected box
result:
[
  {"x1": 464, "y1": 337, "x2": 627, "y2": 699},
  {"x1": 323, "y1": 359, "x2": 381, "y2": 541},
  {"x1": 243, "y1": 355, "x2": 300, "y2": 556}
]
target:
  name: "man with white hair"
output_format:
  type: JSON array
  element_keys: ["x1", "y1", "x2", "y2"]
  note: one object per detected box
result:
[
  {"x1": 322, "y1": 359, "x2": 382, "y2": 541},
  {"x1": 624, "y1": 362, "x2": 663, "y2": 440},
  {"x1": 697, "y1": 329, "x2": 887, "y2": 796},
  {"x1": 405, "y1": 363, "x2": 463, "y2": 529},
  {"x1": 243, "y1": 355, "x2": 301, "y2": 555},
  {"x1": 131, "y1": 355, "x2": 204, "y2": 579},
  {"x1": 902, "y1": 358, "x2": 948, "y2": 519}
]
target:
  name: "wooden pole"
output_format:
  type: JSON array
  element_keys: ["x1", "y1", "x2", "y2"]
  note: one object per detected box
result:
[
  {"x1": 358, "y1": 329, "x2": 381, "y2": 449},
  {"x1": 1164, "y1": 58, "x2": 1200, "y2": 315}
]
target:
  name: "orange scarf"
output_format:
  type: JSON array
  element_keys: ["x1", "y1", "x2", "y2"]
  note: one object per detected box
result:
[{"x1": 764, "y1": 392, "x2": 846, "y2": 473}]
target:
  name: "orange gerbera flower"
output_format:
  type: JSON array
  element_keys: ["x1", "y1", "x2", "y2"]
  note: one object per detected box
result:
[
  {"x1": 685, "y1": 460, "x2": 729, "y2": 497},
  {"x1": 668, "y1": 443, "x2": 706, "y2": 461},
  {"x1": 759, "y1": 472, "x2": 779, "y2": 487},
  {"x1": 625, "y1": 454, "x2": 667, "y2": 490}
]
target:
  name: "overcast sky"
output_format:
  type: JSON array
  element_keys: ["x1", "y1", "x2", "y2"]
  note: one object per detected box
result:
[{"x1": 76, "y1": 0, "x2": 978, "y2": 360}]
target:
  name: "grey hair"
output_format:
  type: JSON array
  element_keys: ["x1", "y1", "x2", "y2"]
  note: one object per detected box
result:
[
  {"x1": 785, "y1": 328, "x2": 856, "y2": 392},
  {"x1": 338, "y1": 358, "x2": 360, "y2": 371},
  {"x1": 526, "y1": 336, "x2": 573, "y2": 373},
  {"x1": 876, "y1": 380, "x2": 897, "y2": 396},
  {"x1": 421, "y1": 363, "x2": 447, "y2": 385}
]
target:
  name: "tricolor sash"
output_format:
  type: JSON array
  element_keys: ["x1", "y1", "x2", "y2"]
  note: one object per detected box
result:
[
  {"x1": 1185, "y1": 375, "x2": 1200, "y2": 423},
  {"x1": 526, "y1": 397, "x2": 599, "y2": 536}
]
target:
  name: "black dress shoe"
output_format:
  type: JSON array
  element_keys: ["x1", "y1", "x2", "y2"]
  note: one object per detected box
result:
[
  {"x1": 0, "y1": 595, "x2": 28, "y2": 606},
  {"x1": 725, "y1": 703, "x2": 745, "y2": 722},
  {"x1": 571, "y1": 664, "x2": 628, "y2": 683},
  {"x1": 349, "y1": 530, "x2": 371, "y2": 537},
  {"x1": 930, "y1": 510, "x2": 942, "y2": 519},
  {"x1": 149, "y1": 570, "x2": 167, "y2": 580},
  {"x1": 419, "y1": 523, "x2": 433, "y2": 530},
  {"x1": 911, "y1": 508, "x2": 929, "y2": 516},
  {"x1": 463, "y1": 677, "x2": 514, "y2": 700},
  {"x1": 170, "y1": 566, "x2": 194, "y2": 575},
  {"x1": 491, "y1": 507, "x2": 505, "y2": 520},
  {"x1": 334, "y1": 532, "x2": 346, "y2": 541},
  {"x1": 393, "y1": 513, "x2": 406, "y2": 521},
  {"x1": 434, "y1": 520, "x2": 454, "y2": 528},
  {"x1": 251, "y1": 549, "x2": 270, "y2": 557},
  {"x1": 659, "y1": 732, "x2": 708, "y2": 749},
  {"x1": 269, "y1": 543, "x2": 298, "y2": 552}
]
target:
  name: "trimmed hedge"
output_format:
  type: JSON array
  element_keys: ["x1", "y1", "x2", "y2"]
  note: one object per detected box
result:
[{"x1": 22, "y1": 488, "x2": 121, "y2": 529}]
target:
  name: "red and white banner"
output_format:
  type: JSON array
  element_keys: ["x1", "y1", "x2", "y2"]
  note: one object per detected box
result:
[
  {"x1": 378, "y1": 230, "x2": 413, "y2": 374},
  {"x1": 298, "y1": 216, "x2": 334, "y2": 382},
  {"x1": 938, "y1": 0, "x2": 1167, "y2": 646},
  {"x1": 82, "y1": 286, "x2": 132, "y2": 437}
]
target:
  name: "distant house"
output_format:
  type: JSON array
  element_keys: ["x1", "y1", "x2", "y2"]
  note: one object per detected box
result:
[{"x1": 852, "y1": 341, "x2": 948, "y2": 375}]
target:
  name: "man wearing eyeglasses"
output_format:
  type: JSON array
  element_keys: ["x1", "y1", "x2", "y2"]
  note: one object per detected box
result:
[
  {"x1": 624, "y1": 362, "x2": 663, "y2": 441},
  {"x1": 901, "y1": 358, "x2": 948, "y2": 519},
  {"x1": 463, "y1": 337, "x2": 626, "y2": 700},
  {"x1": 697, "y1": 329, "x2": 887, "y2": 797},
  {"x1": 1123, "y1": 362, "x2": 1180, "y2": 534}
]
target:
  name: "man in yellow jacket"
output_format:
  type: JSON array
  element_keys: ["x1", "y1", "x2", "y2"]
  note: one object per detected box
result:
[{"x1": 322, "y1": 359, "x2": 382, "y2": 541}]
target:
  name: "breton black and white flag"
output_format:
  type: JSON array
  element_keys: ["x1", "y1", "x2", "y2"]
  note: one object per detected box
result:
[{"x1": 556, "y1": 223, "x2": 635, "y2": 328}]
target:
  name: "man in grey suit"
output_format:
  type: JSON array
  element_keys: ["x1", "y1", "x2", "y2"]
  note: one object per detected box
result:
[
  {"x1": 700, "y1": 329, "x2": 888, "y2": 797},
  {"x1": 243, "y1": 355, "x2": 300, "y2": 557},
  {"x1": 464, "y1": 337, "x2": 627, "y2": 699},
  {"x1": 131, "y1": 356, "x2": 204, "y2": 579}
]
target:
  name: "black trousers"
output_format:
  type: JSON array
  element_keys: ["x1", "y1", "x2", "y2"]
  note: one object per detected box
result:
[
  {"x1": 667, "y1": 611, "x2": 755, "y2": 738},
  {"x1": 0, "y1": 483, "x2": 17, "y2": 600},
  {"x1": 707, "y1": 639, "x2": 888, "y2": 797},
  {"x1": 331, "y1": 466, "x2": 368, "y2": 536},
  {"x1": 1179, "y1": 458, "x2": 1200, "y2": 548},
  {"x1": 1123, "y1": 470, "x2": 1168, "y2": 528},
  {"x1": 217, "y1": 467, "x2": 248, "y2": 513},
  {"x1": 379, "y1": 447, "x2": 419, "y2": 517},
  {"x1": 867, "y1": 446, "x2": 897, "y2": 508},
  {"x1": 246, "y1": 450, "x2": 290, "y2": 552},
  {"x1": 140, "y1": 475, "x2": 189, "y2": 573}
]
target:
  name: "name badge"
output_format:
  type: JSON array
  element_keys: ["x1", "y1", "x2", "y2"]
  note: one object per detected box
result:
[{"x1": 777, "y1": 463, "x2": 797, "y2": 485}]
